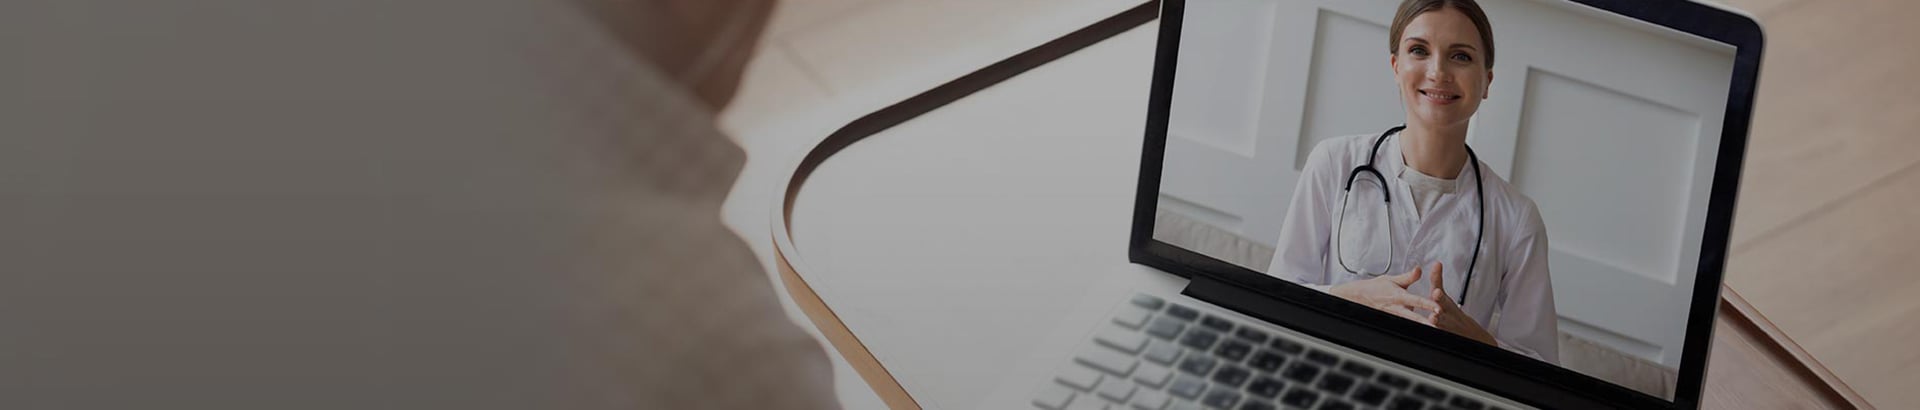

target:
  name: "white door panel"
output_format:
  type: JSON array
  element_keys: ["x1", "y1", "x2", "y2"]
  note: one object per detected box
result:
[
  {"x1": 1292, "y1": 8, "x2": 1405, "y2": 168},
  {"x1": 1161, "y1": 0, "x2": 1403, "y2": 244},
  {"x1": 1483, "y1": 0, "x2": 1733, "y2": 369},
  {"x1": 1161, "y1": 0, "x2": 1278, "y2": 242}
]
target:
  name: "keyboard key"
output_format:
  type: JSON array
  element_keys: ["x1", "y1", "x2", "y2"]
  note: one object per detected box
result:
[
  {"x1": 1200, "y1": 387, "x2": 1243, "y2": 409},
  {"x1": 1348, "y1": 384, "x2": 1391, "y2": 406},
  {"x1": 1096, "y1": 325, "x2": 1150, "y2": 354},
  {"x1": 1133, "y1": 364, "x2": 1174, "y2": 389},
  {"x1": 1410, "y1": 383, "x2": 1448, "y2": 401},
  {"x1": 1267, "y1": 337, "x2": 1305, "y2": 355},
  {"x1": 1165, "y1": 304, "x2": 1201, "y2": 321},
  {"x1": 1280, "y1": 387, "x2": 1320, "y2": 408},
  {"x1": 1143, "y1": 340, "x2": 1183, "y2": 365},
  {"x1": 1344, "y1": 385, "x2": 1390, "y2": 406},
  {"x1": 1316, "y1": 372, "x2": 1356, "y2": 395},
  {"x1": 1209, "y1": 365, "x2": 1251, "y2": 388},
  {"x1": 1246, "y1": 376, "x2": 1287, "y2": 399},
  {"x1": 1176, "y1": 355, "x2": 1218, "y2": 376},
  {"x1": 1282, "y1": 362, "x2": 1323, "y2": 384},
  {"x1": 1237, "y1": 401, "x2": 1276, "y2": 410},
  {"x1": 1337, "y1": 361, "x2": 1376, "y2": 378},
  {"x1": 1216, "y1": 339, "x2": 1254, "y2": 363},
  {"x1": 1168, "y1": 402, "x2": 1203, "y2": 410},
  {"x1": 1447, "y1": 396, "x2": 1486, "y2": 410},
  {"x1": 1375, "y1": 373, "x2": 1412, "y2": 390},
  {"x1": 1032, "y1": 384, "x2": 1076, "y2": 410},
  {"x1": 1056, "y1": 363, "x2": 1105, "y2": 391},
  {"x1": 1315, "y1": 399, "x2": 1355, "y2": 410},
  {"x1": 1304, "y1": 349, "x2": 1340, "y2": 366},
  {"x1": 1077, "y1": 344, "x2": 1140, "y2": 377},
  {"x1": 1132, "y1": 294, "x2": 1166, "y2": 310},
  {"x1": 1232, "y1": 327, "x2": 1270, "y2": 344},
  {"x1": 1130, "y1": 389, "x2": 1170, "y2": 410},
  {"x1": 1114, "y1": 305, "x2": 1154, "y2": 330},
  {"x1": 1198, "y1": 315, "x2": 1235, "y2": 332},
  {"x1": 1065, "y1": 397, "x2": 1107, "y2": 410},
  {"x1": 1146, "y1": 317, "x2": 1186, "y2": 340},
  {"x1": 1168, "y1": 375, "x2": 1208, "y2": 400},
  {"x1": 1387, "y1": 395, "x2": 1427, "y2": 410},
  {"x1": 1096, "y1": 377, "x2": 1138, "y2": 402},
  {"x1": 1247, "y1": 350, "x2": 1288, "y2": 372},
  {"x1": 1178, "y1": 329, "x2": 1221, "y2": 350}
]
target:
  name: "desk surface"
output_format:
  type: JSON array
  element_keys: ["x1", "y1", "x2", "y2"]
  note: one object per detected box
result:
[{"x1": 769, "y1": 4, "x2": 1867, "y2": 409}]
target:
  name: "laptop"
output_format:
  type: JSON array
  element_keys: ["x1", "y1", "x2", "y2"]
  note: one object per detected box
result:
[{"x1": 995, "y1": 0, "x2": 1764, "y2": 409}]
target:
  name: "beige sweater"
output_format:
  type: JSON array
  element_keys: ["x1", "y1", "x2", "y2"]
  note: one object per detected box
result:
[{"x1": 0, "y1": 1, "x2": 836, "y2": 408}]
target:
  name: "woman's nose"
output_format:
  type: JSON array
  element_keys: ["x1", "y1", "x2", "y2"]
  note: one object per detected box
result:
[{"x1": 1424, "y1": 61, "x2": 1447, "y2": 82}]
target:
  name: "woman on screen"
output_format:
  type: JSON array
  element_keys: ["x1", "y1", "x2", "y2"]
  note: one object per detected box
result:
[{"x1": 1269, "y1": 0, "x2": 1558, "y2": 363}]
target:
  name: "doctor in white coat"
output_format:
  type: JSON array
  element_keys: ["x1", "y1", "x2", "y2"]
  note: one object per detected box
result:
[{"x1": 1268, "y1": 0, "x2": 1558, "y2": 363}]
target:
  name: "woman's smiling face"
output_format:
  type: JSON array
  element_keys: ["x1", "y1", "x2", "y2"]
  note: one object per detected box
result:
[{"x1": 1393, "y1": 7, "x2": 1492, "y2": 130}]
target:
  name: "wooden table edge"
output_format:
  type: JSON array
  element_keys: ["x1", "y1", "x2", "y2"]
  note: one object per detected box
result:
[{"x1": 1718, "y1": 287, "x2": 1872, "y2": 408}]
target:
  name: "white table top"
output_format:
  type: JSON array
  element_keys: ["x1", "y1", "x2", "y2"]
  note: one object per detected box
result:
[{"x1": 783, "y1": 22, "x2": 1162, "y2": 410}]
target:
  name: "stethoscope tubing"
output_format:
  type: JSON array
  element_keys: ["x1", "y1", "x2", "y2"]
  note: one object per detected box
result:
[{"x1": 1338, "y1": 125, "x2": 1486, "y2": 306}]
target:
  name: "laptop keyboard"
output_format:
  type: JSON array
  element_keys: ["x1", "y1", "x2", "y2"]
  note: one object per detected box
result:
[{"x1": 1032, "y1": 293, "x2": 1511, "y2": 410}]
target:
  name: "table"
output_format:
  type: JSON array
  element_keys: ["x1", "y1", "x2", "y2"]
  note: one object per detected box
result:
[{"x1": 768, "y1": 3, "x2": 1868, "y2": 409}]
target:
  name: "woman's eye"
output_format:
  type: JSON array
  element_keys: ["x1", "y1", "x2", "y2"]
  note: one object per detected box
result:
[
  {"x1": 1451, "y1": 52, "x2": 1473, "y2": 62},
  {"x1": 1408, "y1": 46, "x2": 1428, "y2": 56}
]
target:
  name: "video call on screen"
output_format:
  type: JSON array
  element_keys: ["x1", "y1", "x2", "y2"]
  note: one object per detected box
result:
[{"x1": 1151, "y1": 0, "x2": 1740, "y2": 399}]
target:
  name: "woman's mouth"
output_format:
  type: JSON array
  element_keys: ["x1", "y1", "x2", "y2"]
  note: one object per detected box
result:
[{"x1": 1418, "y1": 89, "x2": 1462, "y2": 105}]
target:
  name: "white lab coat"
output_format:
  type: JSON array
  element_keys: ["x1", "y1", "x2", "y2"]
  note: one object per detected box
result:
[{"x1": 1269, "y1": 131, "x2": 1560, "y2": 364}]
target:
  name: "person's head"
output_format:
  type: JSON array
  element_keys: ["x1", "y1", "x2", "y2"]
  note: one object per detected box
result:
[{"x1": 1388, "y1": 0, "x2": 1495, "y2": 132}]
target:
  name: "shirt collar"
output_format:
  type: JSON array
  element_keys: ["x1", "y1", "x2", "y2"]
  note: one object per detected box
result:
[{"x1": 1385, "y1": 132, "x2": 1474, "y2": 193}]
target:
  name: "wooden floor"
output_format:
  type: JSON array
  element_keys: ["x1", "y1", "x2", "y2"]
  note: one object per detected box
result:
[
  {"x1": 725, "y1": 0, "x2": 1920, "y2": 407},
  {"x1": 1714, "y1": 0, "x2": 1920, "y2": 408}
]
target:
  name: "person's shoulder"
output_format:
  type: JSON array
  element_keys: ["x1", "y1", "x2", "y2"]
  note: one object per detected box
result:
[
  {"x1": 1472, "y1": 164, "x2": 1546, "y2": 233},
  {"x1": 1305, "y1": 133, "x2": 1375, "y2": 170},
  {"x1": 1309, "y1": 133, "x2": 1374, "y2": 154}
]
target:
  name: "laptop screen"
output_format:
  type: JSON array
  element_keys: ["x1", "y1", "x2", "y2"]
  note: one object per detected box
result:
[{"x1": 1148, "y1": 0, "x2": 1753, "y2": 401}]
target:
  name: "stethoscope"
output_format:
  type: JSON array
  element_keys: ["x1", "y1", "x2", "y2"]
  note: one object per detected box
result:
[{"x1": 1336, "y1": 125, "x2": 1485, "y2": 305}]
